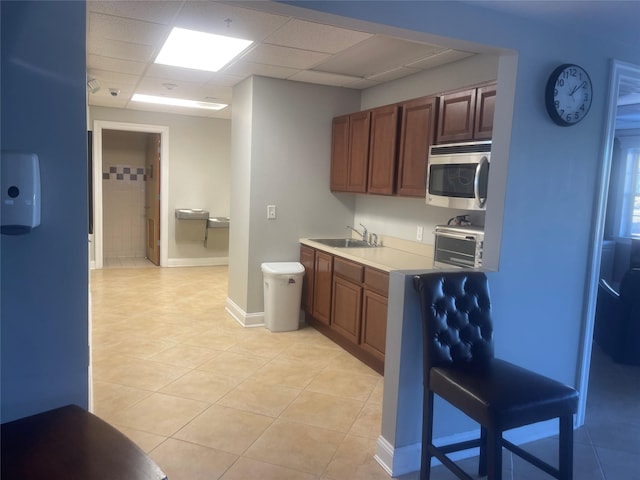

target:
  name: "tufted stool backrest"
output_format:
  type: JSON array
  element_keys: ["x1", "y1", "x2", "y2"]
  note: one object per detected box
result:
[{"x1": 414, "y1": 271, "x2": 494, "y2": 371}]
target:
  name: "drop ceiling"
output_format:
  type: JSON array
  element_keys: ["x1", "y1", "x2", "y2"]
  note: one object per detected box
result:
[
  {"x1": 87, "y1": 0, "x2": 640, "y2": 128},
  {"x1": 86, "y1": 0, "x2": 475, "y2": 119}
]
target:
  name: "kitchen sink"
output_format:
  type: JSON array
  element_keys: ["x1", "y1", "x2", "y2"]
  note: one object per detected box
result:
[{"x1": 311, "y1": 238, "x2": 377, "y2": 248}]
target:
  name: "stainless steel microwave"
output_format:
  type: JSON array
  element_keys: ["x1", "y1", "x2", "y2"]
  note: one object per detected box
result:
[{"x1": 426, "y1": 141, "x2": 491, "y2": 210}]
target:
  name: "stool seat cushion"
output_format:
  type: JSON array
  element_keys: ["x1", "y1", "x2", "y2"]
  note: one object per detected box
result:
[{"x1": 431, "y1": 359, "x2": 579, "y2": 431}]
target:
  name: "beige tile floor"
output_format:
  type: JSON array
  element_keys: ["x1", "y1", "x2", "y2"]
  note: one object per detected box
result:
[
  {"x1": 91, "y1": 265, "x2": 391, "y2": 480},
  {"x1": 92, "y1": 263, "x2": 640, "y2": 480}
]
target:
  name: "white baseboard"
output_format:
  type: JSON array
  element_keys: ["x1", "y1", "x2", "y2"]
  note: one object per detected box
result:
[
  {"x1": 375, "y1": 420, "x2": 558, "y2": 477},
  {"x1": 167, "y1": 257, "x2": 229, "y2": 267},
  {"x1": 374, "y1": 435, "x2": 395, "y2": 475},
  {"x1": 225, "y1": 297, "x2": 264, "y2": 327}
]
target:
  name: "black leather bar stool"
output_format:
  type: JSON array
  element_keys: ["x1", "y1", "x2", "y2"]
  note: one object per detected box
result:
[{"x1": 413, "y1": 271, "x2": 578, "y2": 480}]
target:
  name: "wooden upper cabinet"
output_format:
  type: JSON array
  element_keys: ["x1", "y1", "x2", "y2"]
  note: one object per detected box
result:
[
  {"x1": 474, "y1": 84, "x2": 496, "y2": 140},
  {"x1": 436, "y1": 88, "x2": 477, "y2": 144},
  {"x1": 330, "y1": 115, "x2": 350, "y2": 191},
  {"x1": 347, "y1": 111, "x2": 371, "y2": 193},
  {"x1": 330, "y1": 111, "x2": 371, "y2": 193},
  {"x1": 367, "y1": 104, "x2": 400, "y2": 195},
  {"x1": 396, "y1": 96, "x2": 437, "y2": 197},
  {"x1": 436, "y1": 83, "x2": 496, "y2": 144}
]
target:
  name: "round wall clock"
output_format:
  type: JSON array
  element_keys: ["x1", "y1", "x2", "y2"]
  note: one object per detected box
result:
[{"x1": 545, "y1": 64, "x2": 593, "y2": 126}]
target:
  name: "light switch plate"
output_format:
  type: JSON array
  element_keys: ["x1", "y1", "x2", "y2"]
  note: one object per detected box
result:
[{"x1": 267, "y1": 205, "x2": 277, "y2": 220}]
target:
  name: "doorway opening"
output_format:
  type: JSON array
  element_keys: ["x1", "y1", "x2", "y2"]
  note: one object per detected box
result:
[
  {"x1": 578, "y1": 60, "x2": 640, "y2": 425},
  {"x1": 92, "y1": 120, "x2": 170, "y2": 269}
]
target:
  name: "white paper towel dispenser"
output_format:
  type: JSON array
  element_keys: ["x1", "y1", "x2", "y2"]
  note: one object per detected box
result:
[{"x1": 1, "y1": 151, "x2": 41, "y2": 235}]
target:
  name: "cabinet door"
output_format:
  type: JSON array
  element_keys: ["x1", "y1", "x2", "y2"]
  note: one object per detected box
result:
[
  {"x1": 396, "y1": 96, "x2": 437, "y2": 197},
  {"x1": 347, "y1": 110, "x2": 371, "y2": 193},
  {"x1": 331, "y1": 275, "x2": 362, "y2": 343},
  {"x1": 474, "y1": 84, "x2": 496, "y2": 140},
  {"x1": 436, "y1": 89, "x2": 476, "y2": 144},
  {"x1": 312, "y1": 251, "x2": 333, "y2": 325},
  {"x1": 330, "y1": 115, "x2": 350, "y2": 192},
  {"x1": 299, "y1": 245, "x2": 315, "y2": 314},
  {"x1": 360, "y1": 289, "x2": 388, "y2": 362},
  {"x1": 367, "y1": 105, "x2": 399, "y2": 195}
]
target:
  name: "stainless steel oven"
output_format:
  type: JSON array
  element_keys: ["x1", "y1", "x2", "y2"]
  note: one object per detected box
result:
[{"x1": 433, "y1": 225, "x2": 484, "y2": 269}]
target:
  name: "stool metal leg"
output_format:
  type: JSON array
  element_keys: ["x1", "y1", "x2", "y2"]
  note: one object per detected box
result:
[
  {"x1": 486, "y1": 427, "x2": 502, "y2": 480},
  {"x1": 478, "y1": 426, "x2": 488, "y2": 477},
  {"x1": 421, "y1": 390, "x2": 435, "y2": 480},
  {"x1": 559, "y1": 415, "x2": 573, "y2": 480}
]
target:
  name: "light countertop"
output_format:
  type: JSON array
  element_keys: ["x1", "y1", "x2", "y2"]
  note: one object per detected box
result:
[{"x1": 300, "y1": 237, "x2": 434, "y2": 272}]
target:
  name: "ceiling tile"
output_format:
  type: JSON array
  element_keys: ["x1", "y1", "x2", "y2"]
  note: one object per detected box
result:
[
  {"x1": 366, "y1": 66, "x2": 423, "y2": 83},
  {"x1": 289, "y1": 70, "x2": 364, "y2": 88},
  {"x1": 264, "y1": 18, "x2": 372, "y2": 53},
  {"x1": 87, "y1": 37, "x2": 156, "y2": 63},
  {"x1": 313, "y1": 35, "x2": 451, "y2": 77},
  {"x1": 223, "y1": 60, "x2": 298, "y2": 80},
  {"x1": 86, "y1": 0, "x2": 180, "y2": 25},
  {"x1": 174, "y1": 1, "x2": 290, "y2": 40},
  {"x1": 87, "y1": 68, "x2": 140, "y2": 86},
  {"x1": 88, "y1": 12, "x2": 169, "y2": 46},
  {"x1": 195, "y1": 85, "x2": 234, "y2": 104},
  {"x1": 145, "y1": 63, "x2": 215, "y2": 83},
  {"x1": 242, "y1": 43, "x2": 331, "y2": 70},
  {"x1": 407, "y1": 50, "x2": 474, "y2": 70},
  {"x1": 87, "y1": 54, "x2": 146, "y2": 76},
  {"x1": 343, "y1": 78, "x2": 381, "y2": 89},
  {"x1": 135, "y1": 76, "x2": 201, "y2": 96}
]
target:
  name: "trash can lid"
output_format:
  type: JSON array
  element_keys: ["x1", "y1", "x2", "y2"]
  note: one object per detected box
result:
[{"x1": 261, "y1": 262, "x2": 305, "y2": 275}]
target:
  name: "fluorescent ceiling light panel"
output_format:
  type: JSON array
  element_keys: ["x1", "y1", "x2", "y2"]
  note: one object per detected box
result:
[
  {"x1": 132, "y1": 94, "x2": 228, "y2": 111},
  {"x1": 155, "y1": 27, "x2": 253, "y2": 72}
]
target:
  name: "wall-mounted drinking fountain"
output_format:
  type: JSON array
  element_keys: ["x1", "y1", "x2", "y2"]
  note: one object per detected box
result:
[
  {"x1": 175, "y1": 209, "x2": 210, "y2": 245},
  {"x1": 175, "y1": 208, "x2": 210, "y2": 220},
  {"x1": 174, "y1": 210, "x2": 230, "y2": 247}
]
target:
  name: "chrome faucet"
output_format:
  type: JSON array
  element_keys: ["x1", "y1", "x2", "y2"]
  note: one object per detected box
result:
[{"x1": 346, "y1": 224, "x2": 368, "y2": 242}]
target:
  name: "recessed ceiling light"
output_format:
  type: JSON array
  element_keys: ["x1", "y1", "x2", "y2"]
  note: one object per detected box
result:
[
  {"x1": 155, "y1": 27, "x2": 253, "y2": 72},
  {"x1": 132, "y1": 94, "x2": 228, "y2": 111}
]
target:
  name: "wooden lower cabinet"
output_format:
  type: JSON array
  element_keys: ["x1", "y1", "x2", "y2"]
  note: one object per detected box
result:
[
  {"x1": 360, "y1": 266, "x2": 389, "y2": 363},
  {"x1": 300, "y1": 245, "x2": 315, "y2": 313},
  {"x1": 300, "y1": 245, "x2": 388, "y2": 374},
  {"x1": 312, "y1": 250, "x2": 333, "y2": 325},
  {"x1": 361, "y1": 289, "x2": 388, "y2": 362},
  {"x1": 331, "y1": 275, "x2": 362, "y2": 343}
]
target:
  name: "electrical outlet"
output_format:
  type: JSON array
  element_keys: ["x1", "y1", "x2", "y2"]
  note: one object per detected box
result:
[
  {"x1": 267, "y1": 205, "x2": 277, "y2": 220},
  {"x1": 416, "y1": 226, "x2": 424, "y2": 241}
]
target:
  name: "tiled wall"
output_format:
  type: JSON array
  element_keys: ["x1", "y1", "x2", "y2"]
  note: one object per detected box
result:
[{"x1": 102, "y1": 130, "x2": 148, "y2": 259}]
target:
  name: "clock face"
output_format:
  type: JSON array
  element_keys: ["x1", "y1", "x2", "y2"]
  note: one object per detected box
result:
[{"x1": 545, "y1": 64, "x2": 593, "y2": 126}]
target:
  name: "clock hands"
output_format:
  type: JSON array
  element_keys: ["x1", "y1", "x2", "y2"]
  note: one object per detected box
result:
[{"x1": 569, "y1": 81, "x2": 587, "y2": 99}]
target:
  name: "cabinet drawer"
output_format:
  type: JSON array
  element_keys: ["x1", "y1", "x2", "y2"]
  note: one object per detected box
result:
[
  {"x1": 334, "y1": 257, "x2": 364, "y2": 283},
  {"x1": 364, "y1": 267, "x2": 389, "y2": 297}
]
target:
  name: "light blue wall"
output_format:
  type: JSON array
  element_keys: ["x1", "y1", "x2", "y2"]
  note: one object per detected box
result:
[{"x1": 1, "y1": 1, "x2": 88, "y2": 422}]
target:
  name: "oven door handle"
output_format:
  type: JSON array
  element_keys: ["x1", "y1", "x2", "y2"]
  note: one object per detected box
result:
[
  {"x1": 436, "y1": 231, "x2": 478, "y2": 241},
  {"x1": 474, "y1": 155, "x2": 489, "y2": 208}
]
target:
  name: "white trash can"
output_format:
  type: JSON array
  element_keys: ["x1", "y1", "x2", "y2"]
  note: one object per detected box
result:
[{"x1": 261, "y1": 262, "x2": 305, "y2": 332}]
